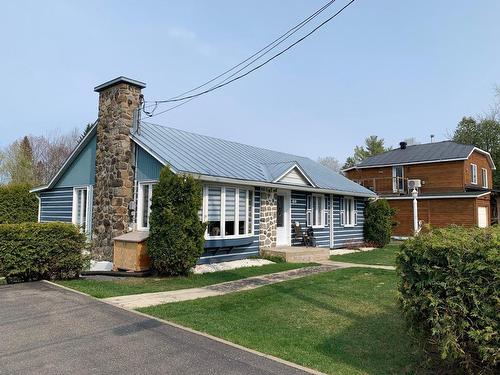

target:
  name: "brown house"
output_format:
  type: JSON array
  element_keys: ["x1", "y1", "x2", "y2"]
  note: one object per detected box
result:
[{"x1": 344, "y1": 141, "x2": 497, "y2": 236}]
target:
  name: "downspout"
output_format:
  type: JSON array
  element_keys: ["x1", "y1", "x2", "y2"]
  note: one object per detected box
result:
[
  {"x1": 329, "y1": 194, "x2": 334, "y2": 249},
  {"x1": 36, "y1": 194, "x2": 41, "y2": 223}
]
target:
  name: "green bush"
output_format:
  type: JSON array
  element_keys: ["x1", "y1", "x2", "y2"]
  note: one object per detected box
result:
[
  {"x1": 0, "y1": 222, "x2": 88, "y2": 283},
  {"x1": 396, "y1": 226, "x2": 499, "y2": 373},
  {"x1": 0, "y1": 184, "x2": 38, "y2": 224},
  {"x1": 148, "y1": 167, "x2": 206, "y2": 276},
  {"x1": 363, "y1": 199, "x2": 396, "y2": 247}
]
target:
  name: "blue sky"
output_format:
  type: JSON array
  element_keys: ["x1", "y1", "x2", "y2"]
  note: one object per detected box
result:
[{"x1": 1, "y1": 0, "x2": 499, "y2": 163}]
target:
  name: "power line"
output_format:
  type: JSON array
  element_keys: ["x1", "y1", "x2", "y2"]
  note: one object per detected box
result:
[
  {"x1": 162, "y1": 0, "x2": 337, "y2": 102},
  {"x1": 145, "y1": 0, "x2": 356, "y2": 117}
]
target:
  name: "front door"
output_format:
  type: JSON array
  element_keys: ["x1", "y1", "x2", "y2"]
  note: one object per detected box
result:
[{"x1": 276, "y1": 191, "x2": 290, "y2": 246}]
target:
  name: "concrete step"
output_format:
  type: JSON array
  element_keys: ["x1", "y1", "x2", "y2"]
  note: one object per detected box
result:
[{"x1": 261, "y1": 247, "x2": 330, "y2": 263}]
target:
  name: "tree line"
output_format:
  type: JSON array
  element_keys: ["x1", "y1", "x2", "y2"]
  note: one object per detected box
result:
[
  {"x1": 0, "y1": 124, "x2": 93, "y2": 186},
  {"x1": 317, "y1": 90, "x2": 500, "y2": 189}
]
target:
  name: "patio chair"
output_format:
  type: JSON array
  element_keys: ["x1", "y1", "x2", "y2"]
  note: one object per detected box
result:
[{"x1": 294, "y1": 222, "x2": 313, "y2": 247}]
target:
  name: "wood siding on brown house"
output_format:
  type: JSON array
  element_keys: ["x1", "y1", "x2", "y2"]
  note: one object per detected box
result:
[
  {"x1": 345, "y1": 161, "x2": 466, "y2": 193},
  {"x1": 389, "y1": 197, "x2": 489, "y2": 236},
  {"x1": 464, "y1": 151, "x2": 493, "y2": 189}
]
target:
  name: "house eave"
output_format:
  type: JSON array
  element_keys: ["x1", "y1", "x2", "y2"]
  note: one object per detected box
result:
[
  {"x1": 384, "y1": 192, "x2": 491, "y2": 200},
  {"x1": 342, "y1": 157, "x2": 469, "y2": 172},
  {"x1": 272, "y1": 163, "x2": 317, "y2": 187}
]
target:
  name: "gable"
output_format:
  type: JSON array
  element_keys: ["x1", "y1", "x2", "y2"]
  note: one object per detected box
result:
[
  {"x1": 277, "y1": 167, "x2": 312, "y2": 186},
  {"x1": 136, "y1": 145, "x2": 164, "y2": 181},
  {"x1": 55, "y1": 134, "x2": 96, "y2": 188}
]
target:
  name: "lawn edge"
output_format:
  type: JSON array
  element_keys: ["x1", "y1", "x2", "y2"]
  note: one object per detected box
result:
[{"x1": 43, "y1": 280, "x2": 327, "y2": 375}]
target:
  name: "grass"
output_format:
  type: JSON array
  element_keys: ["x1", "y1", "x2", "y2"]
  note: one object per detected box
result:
[
  {"x1": 57, "y1": 262, "x2": 311, "y2": 298},
  {"x1": 140, "y1": 268, "x2": 424, "y2": 375},
  {"x1": 329, "y1": 243, "x2": 400, "y2": 266}
]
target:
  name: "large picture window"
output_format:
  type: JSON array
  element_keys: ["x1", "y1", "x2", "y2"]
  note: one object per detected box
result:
[
  {"x1": 137, "y1": 182, "x2": 156, "y2": 230},
  {"x1": 72, "y1": 186, "x2": 92, "y2": 234},
  {"x1": 203, "y1": 185, "x2": 253, "y2": 238},
  {"x1": 306, "y1": 194, "x2": 327, "y2": 227}
]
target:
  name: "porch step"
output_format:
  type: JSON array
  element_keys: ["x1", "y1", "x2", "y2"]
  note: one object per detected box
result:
[{"x1": 261, "y1": 247, "x2": 330, "y2": 263}]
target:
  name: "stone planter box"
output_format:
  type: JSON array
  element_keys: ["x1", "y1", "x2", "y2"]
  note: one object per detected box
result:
[{"x1": 113, "y1": 231, "x2": 150, "y2": 272}]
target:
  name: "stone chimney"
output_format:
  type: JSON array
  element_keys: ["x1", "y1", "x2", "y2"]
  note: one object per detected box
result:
[{"x1": 92, "y1": 77, "x2": 146, "y2": 260}]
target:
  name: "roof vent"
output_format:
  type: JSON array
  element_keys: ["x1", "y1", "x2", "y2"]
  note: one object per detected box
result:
[{"x1": 399, "y1": 141, "x2": 407, "y2": 150}]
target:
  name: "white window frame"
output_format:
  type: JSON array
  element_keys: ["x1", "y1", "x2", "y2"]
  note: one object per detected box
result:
[
  {"x1": 341, "y1": 196, "x2": 357, "y2": 227},
  {"x1": 470, "y1": 164, "x2": 478, "y2": 185},
  {"x1": 72, "y1": 185, "x2": 92, "y2": 235},
  {"x1": 392, "y1": 166, "x2": 404, "y2": 193},
  {"x1": 481, "y1": 168, "x2": 488, "y2": 188},
  {"x1": 202, "y1": 185, "x2": 254, "y2": 239},
  {"x1": 137, "y1": 181, "x2": 156, "y2": 231},
  {"x1": 306, "y1": 194, "x2": 326, "y2": 228}
]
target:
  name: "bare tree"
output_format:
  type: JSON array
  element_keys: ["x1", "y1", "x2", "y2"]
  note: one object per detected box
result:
[
  {"x1": 317, "y1": 156, "x2": 341, "y2": 172},
  {"x1": 0, "y1": 127, "x2": 82, "y2": 186}
]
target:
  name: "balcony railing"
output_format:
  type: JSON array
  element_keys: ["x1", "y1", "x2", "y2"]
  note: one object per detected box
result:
[{"x1": 353, "y1": 177, "x2": 408, "y2": 195}]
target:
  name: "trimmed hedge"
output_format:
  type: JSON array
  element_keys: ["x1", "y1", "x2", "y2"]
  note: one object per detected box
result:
[
  {"x1": 148, "y1": 167, "x2": 206, "y2": 276},
  {"x1": 396, "y1": 226, "x2": 499, "y2": 373},
  {"x1": 363, "y1": 199, "x2": 396, "y2": 247},
  {"x1": 0, "y1": 222, "x2": 88, "y2": 283},
  {"x1": 0, "y1": 184, "x2": 38, "y2": 224}
]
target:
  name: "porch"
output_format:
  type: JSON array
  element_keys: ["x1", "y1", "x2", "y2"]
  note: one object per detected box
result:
[{"x1": 261, "y1": 246, "x2": 330, "y2": 263}]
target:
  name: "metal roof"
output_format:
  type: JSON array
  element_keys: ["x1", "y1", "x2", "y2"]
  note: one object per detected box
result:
[
  {"x1": 344, "y1": 141, "x2": 494, "y2": 170},
  {"x1": 132, "y1": 122, "x2": 375, "y2": 197}
]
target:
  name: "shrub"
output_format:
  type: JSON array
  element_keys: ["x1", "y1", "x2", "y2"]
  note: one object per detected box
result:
[
  {"x1": 363, "y1": 199, "x2": 396, "y2": 247},
  {"x1": 148, "y1": 167, "x2": 206, "y2": 276},
  {"x1": 396, "y1": 226, "x2": 499, "y2": 373},
  {"x1": 0, "y1": 222, "x2": 88, "y2": 283},
  {"x1": 0, "y1": 184, "x2": 38, "y2": 224}
]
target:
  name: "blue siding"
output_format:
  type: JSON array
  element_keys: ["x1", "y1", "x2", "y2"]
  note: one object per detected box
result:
[
  {"x1": 55, "y1": 135, "x2": 96, "y2": 188},
  {"x1": 290, "y1": 191, "x2": 330, "y2": 248},
  {"x1": 197, "y1": 187, "x2": 261, "y2": 264},
  {"x1": 332, "y1": 196, "x2": 365, "y2": 248},
  {"x1": 39, "y1": 188, "x2": 73, "y2": 223},
  {"x1": 136, "y1": 146, "x2": 163, "y2": 181}
]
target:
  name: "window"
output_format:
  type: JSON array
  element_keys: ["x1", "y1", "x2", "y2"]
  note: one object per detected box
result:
[
  {"x1": 392, "y1": 166, "x2": 404, "y2": 192},
  {"x1": 470, "y1": 164, "x2": 478, "y2": 184},
  {"x1": 306, "y1": 194, "x2": 327, "y2": 227},
  {"x1": 340, "y1": 196, "x2": 357, "y2": 227},
  {"x1": 72, "y1": 186, "x2": 92, "y2": 234},
  {"x1": 137, "y1": 182, "x2": 156, "y2": 230},
  {"x1": 481, "y1": 168, "x2": 488, "y2": 188},
  {"x1": 203, "y1": 186, "x2": 253, "y2": 238}
]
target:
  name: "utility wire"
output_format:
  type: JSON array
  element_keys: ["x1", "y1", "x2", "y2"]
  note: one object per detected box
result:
[
  {"x1": 160, "y1": 0, "x2": 336, "y2": 102},
  {"x1": 145, "y1": 0, "x2": 356, "y2": 117}
]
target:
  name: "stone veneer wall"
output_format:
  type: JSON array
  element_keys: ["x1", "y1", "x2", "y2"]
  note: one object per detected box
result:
[
  {"x1": 259, "y1": 187, "x2": 277, "y2": 249},
  {"x1": 92, "y1": 83, "x2": 142, "y2": 260}
]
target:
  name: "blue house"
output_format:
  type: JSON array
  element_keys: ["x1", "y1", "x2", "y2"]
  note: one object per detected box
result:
[{"x1": 32, "y1": 77, "x2": 376, "y2": 264}]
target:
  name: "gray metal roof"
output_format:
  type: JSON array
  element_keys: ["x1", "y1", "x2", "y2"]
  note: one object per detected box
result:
[
  {"x1": 350, "y1": 141, "x2": 477, "y2": 169},
  {"x1": 132, "y1": 121, "x2": 375, "y2": 197}
]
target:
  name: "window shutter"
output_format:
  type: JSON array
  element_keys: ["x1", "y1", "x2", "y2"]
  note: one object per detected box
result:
[
  {"x1": 306, "y1": 195, "x2": 312, "y2": 226},
  {"x1": 353, "y1": 199, "x2": 358, "y2": 226},
  {"x1": 339, "y1": 197, "x2": 345, "y2": 226},
  {"x1": 324, "y1": 196, "x2": 329, "y2": 226}
]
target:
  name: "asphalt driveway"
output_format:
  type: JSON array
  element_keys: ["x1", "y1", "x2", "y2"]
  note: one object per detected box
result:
[{"x1": 0, "y1": 282, "x2": 310, "y2": 375}]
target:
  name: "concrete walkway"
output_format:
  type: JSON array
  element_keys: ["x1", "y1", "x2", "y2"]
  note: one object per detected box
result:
[
  {"x1": 103, "y1": 261, "x2": 395, "y2": 310},
  {"x1": 318, "y1": 260, "x2": 396, "y2": 271}
]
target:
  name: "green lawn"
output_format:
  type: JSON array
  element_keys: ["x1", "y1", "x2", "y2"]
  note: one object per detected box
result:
[
  {"x1": 140, "y1": 268, "x2": 424, "y2": 375},
  {"x1": 329, "y1": 244, "x2": 400, "y2": 266},
  {"x1": 57, "y1": 262, "x2": 311, "y2": 298}
]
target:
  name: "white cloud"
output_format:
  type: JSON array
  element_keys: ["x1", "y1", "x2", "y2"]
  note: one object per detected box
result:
[{"x1": 167, "y1": 27, "x2": 213, "y2": 57}]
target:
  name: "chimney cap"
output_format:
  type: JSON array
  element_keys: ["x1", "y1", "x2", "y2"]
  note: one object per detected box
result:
[
  {"x1": 94, "y1": 76, "x2": 146, "y2": 92},
  {"x1": 399, "y1": 141, "x2": 407, "y2": 150}
]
